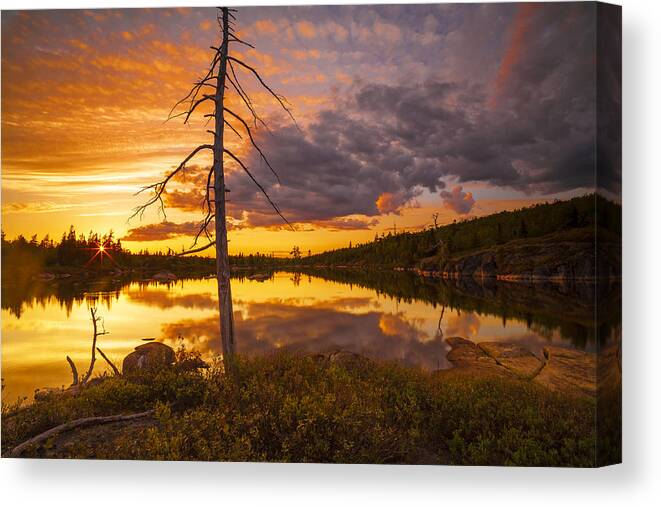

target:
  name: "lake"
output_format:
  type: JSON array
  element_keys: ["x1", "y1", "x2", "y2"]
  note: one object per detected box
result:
[{"x1": 1, "y1": 270, "x2": 621, "y2": 402}]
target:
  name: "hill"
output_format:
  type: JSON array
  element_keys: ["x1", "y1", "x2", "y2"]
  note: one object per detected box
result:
[{"x1": 293, "y1": 194, "x2": 621, "y2": 280}]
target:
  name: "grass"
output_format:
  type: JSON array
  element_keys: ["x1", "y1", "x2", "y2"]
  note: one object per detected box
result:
[{"x1": 1, "y1": 351, "x2": 599, "y2": 466}]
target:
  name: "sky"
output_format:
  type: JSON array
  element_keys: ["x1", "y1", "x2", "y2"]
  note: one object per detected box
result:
[{"x1": 1, "y1": 3, "x2": 617, "y2": 255}]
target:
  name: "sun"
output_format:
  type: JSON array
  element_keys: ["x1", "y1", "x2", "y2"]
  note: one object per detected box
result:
[{"x1": 84, "y1": 241, "x2": 117, "y2": 267}]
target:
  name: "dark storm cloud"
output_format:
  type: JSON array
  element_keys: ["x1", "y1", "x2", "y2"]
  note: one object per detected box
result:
[
  {"x1": 221, "y1": 3, "x2": 602, "y2": 227},
  {"x1": 154, "y1": 3, "x2": 607, "y2": 229},
  {"x1": 596, "y1": 3, "x2": 622, "y2": 198},
  {"x1": 440, "y1": 186, "x2": 475, "y2": 215}
]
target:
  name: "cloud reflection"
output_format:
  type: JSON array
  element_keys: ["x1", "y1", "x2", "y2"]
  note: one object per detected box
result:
[
  {"x1": 126, "y1": 289, "x2": 217, "y2": 310},
  {"x1": 160, "y1": 300, "x2": 450, "y2": 370}
]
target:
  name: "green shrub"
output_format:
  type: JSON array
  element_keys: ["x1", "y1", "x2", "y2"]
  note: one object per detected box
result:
[{"x1": 2, "y1": 352, "x2": 598, "y2": 465}]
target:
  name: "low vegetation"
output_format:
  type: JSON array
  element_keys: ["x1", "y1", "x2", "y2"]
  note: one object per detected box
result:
[{"x1": 2, "y1": 351, "x2": 599, "y2": 466}]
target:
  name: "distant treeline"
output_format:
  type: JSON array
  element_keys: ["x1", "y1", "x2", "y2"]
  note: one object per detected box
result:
[
  {"x1": 292, "y1": 194, "x2": 621, "y2": 268},
  {"x1": 1, "y1": 194, "x2": 621, "y2": 277},
  {"x1": 0, "y1": 227, "x2": 215, "y2": 279},
  {"x1": 0, "y1": 224, "x2": 301, "y2": 280}
]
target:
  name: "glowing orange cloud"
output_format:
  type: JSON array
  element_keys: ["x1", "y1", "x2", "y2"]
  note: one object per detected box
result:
[{"x1": 375, "y1": 192, "x2": 400, "y2": 214}]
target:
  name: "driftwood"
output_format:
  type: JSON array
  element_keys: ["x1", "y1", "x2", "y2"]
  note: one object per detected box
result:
[
  {"x1": 66, "y1": 355, "x2": 79, "y2": 385},
  {"x1": 96, "y1": 347, "x2": 120, "y2": 376},
  {"x1": 8, "y1": 410, "x2": 155, "y2": 458},
  {"x1": 66, "y1": 307, "x2": 114, "y2": 389}
]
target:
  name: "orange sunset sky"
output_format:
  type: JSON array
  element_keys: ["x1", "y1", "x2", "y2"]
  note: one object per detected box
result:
[{"x1": 1, "y1": 4, "x2": 601, "y2": 256}]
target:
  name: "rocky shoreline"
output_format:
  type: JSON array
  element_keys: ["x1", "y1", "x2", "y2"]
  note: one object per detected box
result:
[{"x1": 442, "y1": 336, "x2": 621, "y2": 399}]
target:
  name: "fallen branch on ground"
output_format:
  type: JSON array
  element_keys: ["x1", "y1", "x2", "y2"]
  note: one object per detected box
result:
[{"x1": 8, "y1": 409, "x2": 155, "y2": 458}]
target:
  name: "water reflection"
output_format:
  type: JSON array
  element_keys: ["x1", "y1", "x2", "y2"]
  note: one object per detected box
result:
[{"x1": 1, "y1": 270, "x2": 621, "y2": 402}]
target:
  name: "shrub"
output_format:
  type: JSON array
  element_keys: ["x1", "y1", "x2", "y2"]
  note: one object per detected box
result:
[{"x1": 2, "y1": 352, "x2": 598, "y2": 465}]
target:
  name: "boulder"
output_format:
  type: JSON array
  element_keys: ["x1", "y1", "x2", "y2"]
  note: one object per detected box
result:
[
  {"x1": 534, "y1": 346, "x2": 596, "y2": 397},
  {"x1": 444, "y1": 337, "x2": 597, "y2": 398},
  {"x1": 444, "y1": 337, "x2": 504, "y2": 375},
  {"x1": 478, "y1": 342, "x2": 544, "y2": 378},
  {"x1": 122, "y1": 342, "x2": 176, "y2": 376}
]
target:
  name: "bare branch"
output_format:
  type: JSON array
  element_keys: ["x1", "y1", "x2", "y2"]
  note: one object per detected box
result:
[
  {"x1": 66, "y1": 356, "x2": 79, "y2": 386},
  {"x1": 171, "y1": 95, "x2": 214, "y2": 125},
  {"x1": 96, "y1": 347, "x2": 120, "y2": 376},
  {"x1": 224, "y1": 148, "x2": 293, "y2": 230},
  {"x1": 192, "y1": 211, "x2": 214, "y2": 247},
  {"x1": 227, "y1": 61, "x2": 266, "y2": 129},
  {"x1": 225, "y1": 107, "x2": 281, "y2": 183},
  {"x1": 80, "y1": 307, "x2": 99, "y2": 385},
  {"x1": 224, "y1": 119, "x2": 243, "y2": 139},
  {"x1": 176, "y1": 241, "x2": 216, "y2": 256},
  {"x1": 229, "y1": 35, "x2": 255, "y2": 49},
  {"x1": 131, "y1": 144, "x2": 213, "y2": 221},
  {"x1": 228, "y1": 56, "x2": 298, "y2": 128},
  {"x1": 166, "y1": 52, "x2": 220, "y2": 121}
]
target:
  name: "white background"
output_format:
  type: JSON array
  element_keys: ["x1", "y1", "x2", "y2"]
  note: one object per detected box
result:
[{"x1": 1, "y1": 0, "x2": 659, "y2": 505}]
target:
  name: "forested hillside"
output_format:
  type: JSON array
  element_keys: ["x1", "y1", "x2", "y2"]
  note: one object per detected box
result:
[
  {"x1": 1, "y1": 194, "x2": 621, "y2": 279},
  {"x1": 294, "y1": 194, "x2": 621, "y2": 271}
]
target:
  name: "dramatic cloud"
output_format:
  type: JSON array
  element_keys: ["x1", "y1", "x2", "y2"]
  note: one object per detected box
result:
[
  {"x1": 1, "y1": 3, "x2": 616, "y2": 247},
  {"x1": 440, "y1": 186, "x2": 475, "y2": 215},
  {"x1": 375, "y1": 192, "x2": 405, "y2": 215},
  {"x1": 123, "y1": 221, "x2": 201, "y2": 241}
]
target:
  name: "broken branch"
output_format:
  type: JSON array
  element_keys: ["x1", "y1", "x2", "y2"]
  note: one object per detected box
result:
[
  {"x1": 228, "y1": 56, "x2": 298, "y2": 128},
  {"x1": 66, "y1": 356, "x2": 79, "y2": 386},
  {"x1": 131, "y1": 144, "x2": 213, "y2": 221},
  {"x1": 224, "y1": 148, "x2": 293, "y2": 230},
  {"x1": 176, "y1": 241, "x2": 216, "y2": 256},
  {"x1": 9, "y1": 410, "x2": 155, "y2": 457},
  {"x1": 225, "y1": 106, "x2": 281, "y2": 183},
  {"x1": 96, "y1": 347, "x2": 120, "y2": 376}
]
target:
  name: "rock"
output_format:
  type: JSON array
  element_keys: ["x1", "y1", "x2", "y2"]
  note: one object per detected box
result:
[
  {"x1": 478, "y1": 342, "x2": 543, "y2": 378},
  {"x1": 122, "y1": 342, "x2": 176, "y2": 376},
  {"x1": 534, "y1": 346, "x2": 596, "y2": 397},
  {"x1": 444, "y1": 337, "x2": 597, "y2": 398},
  {"x1": 444, "y1": 337, "x2": 504, "y2": 375},
  {"x1": 151, "y1": 271, "x2": 177, "y2": 281}
]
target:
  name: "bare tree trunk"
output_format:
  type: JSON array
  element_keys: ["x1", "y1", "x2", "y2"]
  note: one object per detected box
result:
[
  {"x1": 214, "y1": 8, "x2": 235, "y2": 365},
  {"x1": 133, "y1": 7, "x2": 295, "y2": 368}
]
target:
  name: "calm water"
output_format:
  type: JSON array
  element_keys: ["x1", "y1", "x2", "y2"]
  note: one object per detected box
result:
[{"x1": 1, "y1": 270, "x2": 620, "y2": 402}]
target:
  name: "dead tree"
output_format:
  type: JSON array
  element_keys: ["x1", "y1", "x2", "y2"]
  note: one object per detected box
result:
[
  {"x1": 132, "y1": 7, "x2": 294, "y2": 366},
  {"x1": 67, "y1": 307, "x2": 117, "y2": 387}
]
